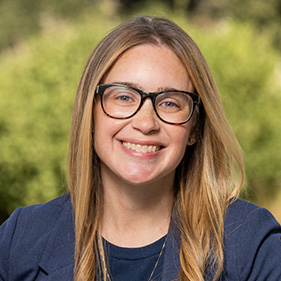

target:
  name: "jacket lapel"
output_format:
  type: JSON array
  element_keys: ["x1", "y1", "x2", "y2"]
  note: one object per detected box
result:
[
  {"x1": 38, "y1": 202, "x2": 75, "y2": 280},
  {"x1": 36, "y1": 202, "x2": 182, "y2": 281},
  {"x1": 161, "y1": 219, "x2": 181, "y2": 281}
]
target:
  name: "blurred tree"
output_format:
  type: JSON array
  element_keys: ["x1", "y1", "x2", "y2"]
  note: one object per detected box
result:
[
  {"x1": 0, "y1": 0, "x2": 41, "y2": 50},
  {"x1": 196, "y1": 0, "x2": 281, "y2": 49},
  {"x1": 0, "y1": 0, "x2": 95, "y2": 51},
  {"x1": 1, "y1": 0, "x2": 281, "y2": 51},
  {"x1": 117, "y1": 0, "x2": 281, "y2": 49},
  {"x1": 198, "y1": 22, "x2": 281, "y2": 202},
  {"x1": 0, "y1": 3, "x2": 280, "y2": 224},
  {"x1": 0, "y1": 11, "x2": 117, "y2": 223}
]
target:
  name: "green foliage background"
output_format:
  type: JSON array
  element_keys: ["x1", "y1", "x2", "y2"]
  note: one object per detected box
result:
[{"x1": 1, "y1": 1, "x2": 281, "y2": 223}]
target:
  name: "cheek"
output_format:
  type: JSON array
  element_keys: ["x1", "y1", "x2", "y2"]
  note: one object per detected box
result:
[
  {"x1": 173, "y1": 125, "x2": 191, "y2": 147},
  {"x1": 93, "y1": 105, "x2": 109, "y2": 152},
  {"x1": 93, "y1": 108, "x2": 127, "y2": 152},
  {"x1": 178, "y1": 135, "x2": 189, "y2": 155},
  {"x1": 183, "y1": 132, "x2": 189, "y2": 146},
  {"x1": 168, "y1": 131, "x2": 190, "y2": 166},
  {"x1": 93, "y1": 116, "x2": 111, "y2": 148}
]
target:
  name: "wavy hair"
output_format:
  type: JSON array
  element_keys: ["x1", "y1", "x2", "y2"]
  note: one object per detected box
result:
[{"x1": 69, "y1": 16, "x2": 244, "y2": 281}]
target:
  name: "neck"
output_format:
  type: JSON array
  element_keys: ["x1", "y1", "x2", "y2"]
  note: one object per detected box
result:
[{"x1": 101, "y1": 166, "x2": 174, "y2": 247}]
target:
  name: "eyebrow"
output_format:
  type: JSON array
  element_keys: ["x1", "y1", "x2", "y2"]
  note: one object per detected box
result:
[{"x1": 110, "y1": 81, "x2": 180, "y2": 92}]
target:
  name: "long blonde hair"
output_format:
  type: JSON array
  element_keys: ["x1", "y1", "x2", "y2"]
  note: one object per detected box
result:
[{"x1": 69, "y1": 16, "x2": 244, "y2": 281}]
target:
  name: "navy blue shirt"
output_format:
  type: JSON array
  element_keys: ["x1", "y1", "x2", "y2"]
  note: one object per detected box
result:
[{"x1": 103, "y1": 235, "x2": 167, "y2": 281}]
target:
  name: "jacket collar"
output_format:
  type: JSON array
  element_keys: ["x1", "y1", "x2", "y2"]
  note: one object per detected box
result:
[
  {"x1": 38, "y1": 199, "x2": 75, "y2": 278},
  {"x1": 36, "y1": 197, "x2": 182, "y2": 280},
  {"x1": 161, "y1": 218, "x2": 181, "y2": 281}
]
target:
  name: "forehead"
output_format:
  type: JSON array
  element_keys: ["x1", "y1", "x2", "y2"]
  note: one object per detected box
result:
[{"x1": 102, "y1": 44, "x2": 193, "y2": 92}]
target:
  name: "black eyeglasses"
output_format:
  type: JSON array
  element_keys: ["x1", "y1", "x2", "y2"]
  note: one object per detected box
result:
[{"x1": 96, "y1": 84, "x2": 200, "y2": 125}]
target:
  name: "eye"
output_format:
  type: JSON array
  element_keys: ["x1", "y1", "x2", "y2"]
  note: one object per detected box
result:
[
  {"x1": 104, "y1": 87, "x2": 140, "y2": 106},
  {"x1": 156, "y1": 92, "x2": 192, "y2": 113},
  {"x1": 158, "y1": 98, "x2": 182, "y2": 111},
  {"x1": 161, "y1": 100, "x2": 179, "y2": 108},
  {"x1": 113, "y1": 93, "x2": 136, "y2": 103},
  {"x1": 116, "y1": 94, "x2": 132, "y2": 101}
]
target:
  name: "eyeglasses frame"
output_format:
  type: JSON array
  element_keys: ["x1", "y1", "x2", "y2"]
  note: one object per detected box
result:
[{"x1": 96, "y1": 83, "x2": 200, "y2": 125}]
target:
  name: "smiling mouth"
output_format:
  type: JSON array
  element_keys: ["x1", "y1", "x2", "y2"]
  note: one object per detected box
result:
[{"x1": 122, "y1": 141, "x2": 162, "y2": 153}]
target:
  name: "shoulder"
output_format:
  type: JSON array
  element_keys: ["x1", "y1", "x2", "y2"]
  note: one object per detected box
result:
[
  {"x1": 223, "y1": 198, "x2": 281, "y2": 280},
  {"x1": 0, "y1": 194, "x2": 73, "y2": 280},
  {"x1": 0, "y1": 193, "x2": 72, "y2": 239},
  {"x1": 17, "y1": 192, "x2": 71, "y2": 220},
  {"x1": 224, "y1": 198, "x2": 280, "y2": 243},
  {"x1": 224, "y1": 198, "x2": 279, "y2": 236},
  {"x1": 0, "y1": 193, "x2": 72, "y2": 236}
]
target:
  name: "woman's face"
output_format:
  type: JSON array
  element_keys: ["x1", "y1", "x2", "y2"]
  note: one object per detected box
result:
[{"x1": 94, "y1": 44, "x2": 195, "y2": 187}]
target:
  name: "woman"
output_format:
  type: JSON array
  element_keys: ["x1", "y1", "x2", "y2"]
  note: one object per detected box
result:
[{"x1": 0, "y1": 16, "x2": 281, "y2": 281}]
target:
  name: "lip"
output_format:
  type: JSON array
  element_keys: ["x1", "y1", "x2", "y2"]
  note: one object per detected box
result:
[
  {"x1": 118, "y1": 139, "x2": 165, "y2": 158},
  {"x1": 119, "y1": 138, "x2": 165, "y2": 147}
]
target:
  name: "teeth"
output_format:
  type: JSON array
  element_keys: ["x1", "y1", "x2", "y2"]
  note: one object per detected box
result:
[
  {"x1": 122, "y1": 142, "x2": 160, "y2": 153},
  {"x1": 136, "y1": 144, "x2": 142, "y2": 152},
  {"x1": 141, "y1": 145, "x2": 148, "y2": 153}
]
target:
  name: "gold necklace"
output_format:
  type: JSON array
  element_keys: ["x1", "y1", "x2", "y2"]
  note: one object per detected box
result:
[{"x1": 105, "y1": 235, "x2": 168, "y2": 281}]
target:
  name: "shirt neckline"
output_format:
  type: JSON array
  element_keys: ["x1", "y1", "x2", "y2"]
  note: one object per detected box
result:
[{"x1": 103, "y1": 235, "x2": 167, "y2": 260}]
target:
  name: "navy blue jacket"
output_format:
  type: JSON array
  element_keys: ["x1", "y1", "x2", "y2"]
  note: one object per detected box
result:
[{"x1": 1, "y1": 194, "x2": 281, "y2": 280}]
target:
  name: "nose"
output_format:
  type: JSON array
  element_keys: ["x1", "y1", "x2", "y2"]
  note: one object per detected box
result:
[{"x1": 131, "y1": 99, "x2": 160, "y2": 134}]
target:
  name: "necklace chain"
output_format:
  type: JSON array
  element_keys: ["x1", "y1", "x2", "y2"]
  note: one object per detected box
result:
[{"x1": 105, "y1": 235, "x2": 168, "y2": 281}]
